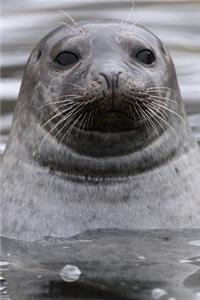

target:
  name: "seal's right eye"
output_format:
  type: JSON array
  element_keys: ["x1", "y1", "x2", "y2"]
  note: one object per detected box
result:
[
  {"x1": 55, "y1": 51, "x2": 79, "y2": 67},
  {"x1": 135, "y1": 49, "x2": 155, "y2": 65}
]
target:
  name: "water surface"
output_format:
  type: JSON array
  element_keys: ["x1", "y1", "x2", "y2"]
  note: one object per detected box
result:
[{"x1": 1, "y1": 229, "x2": 200, "y2": 300}]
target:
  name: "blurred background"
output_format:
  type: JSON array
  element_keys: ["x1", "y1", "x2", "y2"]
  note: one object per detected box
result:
[{"x1": 1, "y1": 0, "x2": 200, "y2": 153}]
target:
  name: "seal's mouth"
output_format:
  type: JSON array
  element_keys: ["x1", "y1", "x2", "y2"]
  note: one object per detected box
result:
[{"x1": 76, "y1": 110, "x2": 143, "y2": 133}]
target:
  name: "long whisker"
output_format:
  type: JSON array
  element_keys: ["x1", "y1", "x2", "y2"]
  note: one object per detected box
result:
[
  {"x1": 58, "y1": 111, "x2": 85, "y2": 145},
  {"x1": 79, "y1": 111, "x2": 89, "y2": 130},
  {"x1": 147, "y1": 94, "x2": 177, "y2": 104},
  {"x1": 49, "y1": 103, "x2": 87, "y2": 142},
  {"x1": 66, "y1": 82, "x2": 87, "y2": 90},
  {"x1": 134, "y1": 103, "x2": 151, "y2": 137},
  {"x1": 60, "y1": 10, "x2": 79, "y2": 26},
  {"x1": 38, "y1": 103, "x2": 86, "y2": 151},
  {"x1": 57, "y1": 21, "x2": 75, "y2": 31},
  {"x1": 143, "y1": 102, "x2": 168, "y2": 134},
  {"x1": 86, "y1": 109, "x2": 94, "y2": 130},
  {"x1": 146, "y1": 101, "x2": 169, "y2": 119},
  {"x1": 119, "y1": 0, "x2": 135, "y2": 33},
  {"x1": 39, "y1": 95, "x2": 83, "y2": 108},
  {"x1": 40, "y1": 102, "x2": 84, "y2": 129},
  {"x1": 147, "y1": 99, "x2": 185, "y2": 123},
  {"x1": 147, "y1": 86, "x2": 173, "y2": 92},
  {"x1": 144, "y1": 103, "x2": 178, "y2": 140},
  {"x1": 59, "y1": 10, "x2": 85, "y2": 35},
  {"x1": 39, "y1": 99, "x2": 81, "y2": 108},
  {"x1": 135, "y1": 101, "x2": 160, "y2": 137}
]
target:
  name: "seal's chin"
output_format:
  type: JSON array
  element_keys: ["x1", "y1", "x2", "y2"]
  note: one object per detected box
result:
[{"x1": 77, "y1": 110, "x2": 142, "y2": 133}]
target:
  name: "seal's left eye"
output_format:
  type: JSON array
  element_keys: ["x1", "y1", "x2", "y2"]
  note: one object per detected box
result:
[
  {"x1": 136, "y1": 49, "x2": 155, "y2": 65},
  {"x1": 55, "y1": 51, "x2": 79, "y2": 67}
]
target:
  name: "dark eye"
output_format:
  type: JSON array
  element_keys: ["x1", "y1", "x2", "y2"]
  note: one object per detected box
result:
[
  {"x1": 55, "y1": 51, "x2": 79, "y2": 67},
  {"x1": 136, "y1": 49, "x2": 155, "y2": 65}
]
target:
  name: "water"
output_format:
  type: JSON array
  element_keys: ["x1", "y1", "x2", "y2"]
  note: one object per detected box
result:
[
  {"x1": 1, "y1": 1, "x2": 200, "y2": 299},
  {"x1": 1, "y1": 229, "x2": 200, "y2": 300}
]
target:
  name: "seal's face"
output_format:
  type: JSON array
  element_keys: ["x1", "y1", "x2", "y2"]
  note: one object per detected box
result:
[{"x1": 26, "y1": 21, "x2": 180, "y2": 157}]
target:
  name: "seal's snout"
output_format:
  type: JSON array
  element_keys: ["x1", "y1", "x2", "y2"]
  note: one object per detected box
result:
[
  {"x1": 98, "y1": 71, "x2": 122, "y2": 110},
  {"x1": 99, "y1": 71, "x2": 122, "y2": 91}
]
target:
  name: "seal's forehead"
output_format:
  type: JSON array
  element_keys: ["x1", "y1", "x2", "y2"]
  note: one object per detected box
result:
[{"x1": 40, "y1": 21, "x2": 159, "y2": 48}]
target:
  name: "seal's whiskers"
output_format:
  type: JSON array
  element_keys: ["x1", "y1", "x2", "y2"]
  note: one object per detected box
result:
[
  {"x1": 39, "y1": 95, "x2": 83, "y2": 108},
  {"x1": 66, "y1": 83, "x2": 87, "y2": 91},
  {"x1": 38, "y1": 102, "x2": 86, "y2": 151},
  {"x1": 40, "y1": 102, "x2": 83, "y2": 129},
  {"x1": 144, "y1": 102, "x2": 178, "y2": 140},
  {"x1": 147, "y1": 99, "x2": 185, "y2": 124},
  {"x1": 59, "y1": 110, "x2": 87, "y2": 144},
  {"x1": 119, "y1": 0, "x2": 136, "y2": 33},
  {"x1": 60, "y1": 10, "x2": 85, "y2": 34},
  {"x1": 136, "y1": 101, "x2": 160, "y2": 137}
]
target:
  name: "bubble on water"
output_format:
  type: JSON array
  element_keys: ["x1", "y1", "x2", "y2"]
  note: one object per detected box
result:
[
  {"x1": 37, "y1": 275, "x2": 42, "y2": 279},
  {"x1": 151, "y1": 288, "x2": 167, "y2": 299},
  {"x1": 138, "y1": 256, "x2": 146, "y2": 261},
  {"x1": 59, "y1": 265, "x2": 82, "y2": 282},
  {"x1": 188, "y1": 240, "x2": 200, "y2": 246}
]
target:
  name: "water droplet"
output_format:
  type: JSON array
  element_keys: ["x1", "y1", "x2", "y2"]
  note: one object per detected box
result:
[
  {"x1": 60, "y1": 265, "x2": 82, "y2": 282},
  {"x1": 188, "y1": 240, "x2": 200, "y2": 246},
  {"x1": 151, "y1": 288, "x2": 167, "y2": 299}
]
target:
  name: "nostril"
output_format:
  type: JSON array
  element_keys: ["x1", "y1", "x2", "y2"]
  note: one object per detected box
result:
[
  {"x1": 116, "y1": 72, "x2": 122, "y2": 89},
  {"x1": 99, "y1": 73, "x2": 110, "y2": 90}
]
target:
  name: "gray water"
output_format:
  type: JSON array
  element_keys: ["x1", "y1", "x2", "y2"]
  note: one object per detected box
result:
[
  {"x1": 1, "y1": 1, "x2": 200, "y2": 299},
  {"x1": 1, "y1": 229, "x2": 200, "y2": 300}
]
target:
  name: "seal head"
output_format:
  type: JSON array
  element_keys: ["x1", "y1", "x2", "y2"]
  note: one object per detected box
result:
[{"x1": 5, "y1": 20, "x2": 194, "y2": 178}]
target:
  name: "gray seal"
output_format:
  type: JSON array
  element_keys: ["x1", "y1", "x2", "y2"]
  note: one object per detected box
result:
[{"x1": 1, "y1": 20, "x2": 200, "y2": 241}]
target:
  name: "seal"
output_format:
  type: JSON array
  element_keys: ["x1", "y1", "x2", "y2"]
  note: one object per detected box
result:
[{"x1": 1, "y1": 20, "x2": 200, "y2": 241}]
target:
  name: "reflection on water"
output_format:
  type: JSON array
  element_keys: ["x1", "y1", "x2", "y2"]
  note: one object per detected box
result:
[
  {"x1": 1, "y1": 229, "x2": 200, "y2": 300},
  {"x1": 1, "y1": 0, "x2": 200, "y2": 153}
]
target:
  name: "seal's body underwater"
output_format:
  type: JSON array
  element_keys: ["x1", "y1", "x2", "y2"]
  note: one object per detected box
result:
[{"x1": 1, "y1": 20, "x2": 200, "y2": 241}]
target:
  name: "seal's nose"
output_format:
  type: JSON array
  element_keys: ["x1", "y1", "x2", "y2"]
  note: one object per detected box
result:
[
  {"x1": 99, "y1": 72, "x2": 122, "y2": 90},
  {"x1": 98, "y1": 71, "x2": 122, "y2": 109}
]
